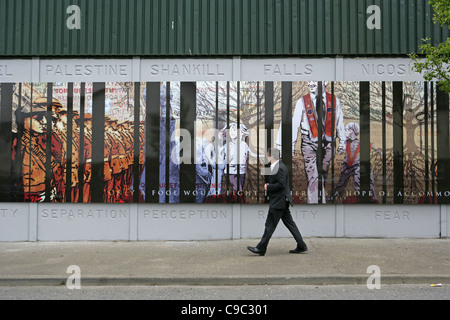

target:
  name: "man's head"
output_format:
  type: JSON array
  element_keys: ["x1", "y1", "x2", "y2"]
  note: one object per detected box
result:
[
  {"x1": 24, "y1": 113, "x2": 47, "y2": 134},
  {"x1": 308, "y1": 81, "x2": 318, "y2": 94},
  {"x1": 308, "y1": 81, "x2": 328, "y2": 95},
  {"x1": 229, "y1": 123, "x2": 238, "y2": 140},
  {"x1": 345, "y1": 122, "x2": 360, "y2": 141},
  {"x1": 267, "y1": 147, "x2": 280, "y2": 163}
]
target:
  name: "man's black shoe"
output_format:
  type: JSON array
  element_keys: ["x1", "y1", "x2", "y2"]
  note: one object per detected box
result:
[
  {"x1": 289, "y1": 245, "x2": 308, "y2": 254},
  {"x1": 247, "y1": 246, "x2": 265, "y2": 256}
]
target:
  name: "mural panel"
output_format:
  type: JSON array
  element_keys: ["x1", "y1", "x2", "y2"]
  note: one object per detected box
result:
[{"x1": 0, "y1": 81, "x2": 448, "y2": 204}]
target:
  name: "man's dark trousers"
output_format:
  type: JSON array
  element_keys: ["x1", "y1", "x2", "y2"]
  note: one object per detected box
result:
[{"x1": 256, "y1": 201, "x2": 305, "y2": 252}]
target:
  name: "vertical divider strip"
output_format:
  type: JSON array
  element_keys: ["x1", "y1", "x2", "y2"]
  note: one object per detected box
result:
[
  {"x1": 133, "y1": 82, "x2": 140, "y2": 203},
  {"x1": 359, "y1": 81, "x2": 371, "y2": 203},
  {"x1": 44, "y1": 83, "x2": 53, "y2": 203},
  {"x1": 91, "y1": 82, "x2": 105, "y2": 203},
  {"x1": 281, "y1": 82, "x2": 292, "y2": 190},
  {"x1": 179, "y1": 82, "x2": 197, "y2": 203},
  {"x1": 65, "y1": 83, "x2": 73, "y2": 203},
  {"x1": 317, "y1": 82, "x2": 323, "y2": 204},
  {"x1": 78, "y1": 83, "x2": 85, "y2": 202},
  {"x1": 264, "y1": 82, "x2": 274, "y2": 187},
  {"x1": 0, "y1": 83, "x2": 13, "y2": 202},
  {"x1": 381, "y1": 82, "x2": 386, "y2": 204},
  {"x1": 393, "y1": 81, "x2": 404, "y2": 204},
  {"x1": 145, "y1": 82, "x2": 160, "y2": 203}
]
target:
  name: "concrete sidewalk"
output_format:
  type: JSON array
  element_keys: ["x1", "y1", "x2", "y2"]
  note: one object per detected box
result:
[{"x1": 0, "y1": 238, "x2": 449, "y2": 286}]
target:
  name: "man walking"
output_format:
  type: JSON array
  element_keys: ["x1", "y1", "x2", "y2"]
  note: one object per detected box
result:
[{"x1": 247, "y1": 148, "x2": 307, "y2": 256}]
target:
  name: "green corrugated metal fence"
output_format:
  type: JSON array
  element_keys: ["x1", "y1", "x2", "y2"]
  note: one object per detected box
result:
[{"x1": 0, "y1": 0, "x2": 448, "y2": 57}]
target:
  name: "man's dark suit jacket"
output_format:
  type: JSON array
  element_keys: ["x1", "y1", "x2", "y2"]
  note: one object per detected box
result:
[{"x1": 266, "y1": 161, "x2": 294, "y2": 210}]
